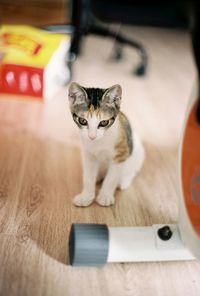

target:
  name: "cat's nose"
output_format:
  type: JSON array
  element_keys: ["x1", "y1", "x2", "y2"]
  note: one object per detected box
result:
[{"x1": 88, "y1": 134, "x2": 96, "y2": 140}]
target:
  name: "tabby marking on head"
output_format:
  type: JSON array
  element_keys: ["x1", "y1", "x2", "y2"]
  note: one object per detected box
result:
[{"x1": 68, "y1": 82, "x2": 122, "y2": 141}]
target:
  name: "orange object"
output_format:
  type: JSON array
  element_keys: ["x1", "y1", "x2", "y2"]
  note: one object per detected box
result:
[{"x1": 182, "y1": 99, "x2": 200, "y2": 236}]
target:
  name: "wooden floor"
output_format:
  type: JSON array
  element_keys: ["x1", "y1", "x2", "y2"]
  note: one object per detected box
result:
[
  {"x1": 0, "y1": 0, "x2": 68, "y2": 25},
  {"x1": 0, "y1": 27, "x2": 200, "y2": 295}
]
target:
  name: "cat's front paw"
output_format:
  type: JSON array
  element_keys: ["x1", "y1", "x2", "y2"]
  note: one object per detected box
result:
[
  {"x1": 96, "y1": 192, "x2": 115, "y2": 207},
  {"x1": 73, "y1": 193, "x2": 94, "y2": 207}
]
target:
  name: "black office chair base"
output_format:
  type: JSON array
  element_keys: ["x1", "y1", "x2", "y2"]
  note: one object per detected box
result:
[
  {"x1": 70, "y1": 24, "x2": 148, "y2": 76},
  {"x1": 111, "y1": 44, "x2": 124, "y2": 62}
]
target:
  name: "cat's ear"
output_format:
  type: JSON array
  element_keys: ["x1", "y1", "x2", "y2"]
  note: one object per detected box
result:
[
  {"x1": 103, "y1": 84, "x2": 122, "y2": 108},
  {"x1": 68, "y1": 82, "x2": 87, "y2": 105}
]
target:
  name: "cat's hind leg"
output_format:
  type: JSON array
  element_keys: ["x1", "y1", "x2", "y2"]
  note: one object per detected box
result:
[{"x1": 119, "y1": 133, "x2": 145, "y2": 190}]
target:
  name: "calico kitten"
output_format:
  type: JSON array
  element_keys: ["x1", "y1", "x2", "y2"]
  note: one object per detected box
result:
[{"x1": 68, "y1": 82, "x2": 145, "y2": 206}]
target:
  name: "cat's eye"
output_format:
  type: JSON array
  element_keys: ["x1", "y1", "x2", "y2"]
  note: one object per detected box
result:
[
  {"x1": 99, "y1": 120, "x2": 109, "y2": 127},
  {"x1": 78, "y1": 117, "x2": 88, "y2": 126}
]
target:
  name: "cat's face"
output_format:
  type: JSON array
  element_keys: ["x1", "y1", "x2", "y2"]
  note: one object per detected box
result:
[{"x1": 68, "y1": 82, "x2": 122, "y2": 141}]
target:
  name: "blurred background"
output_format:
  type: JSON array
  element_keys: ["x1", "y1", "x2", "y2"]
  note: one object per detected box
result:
[
  {"x1": 0, "y1": 0, "x2": 69, "y2": 25},
  {"x1": 0, "y1": 0, "x2": 196, "y2": 98}
]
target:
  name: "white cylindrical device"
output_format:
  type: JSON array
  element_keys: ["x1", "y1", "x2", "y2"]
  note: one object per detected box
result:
[{"x1": 69, "y1": 224, "x2": 195, "y2": 266}]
